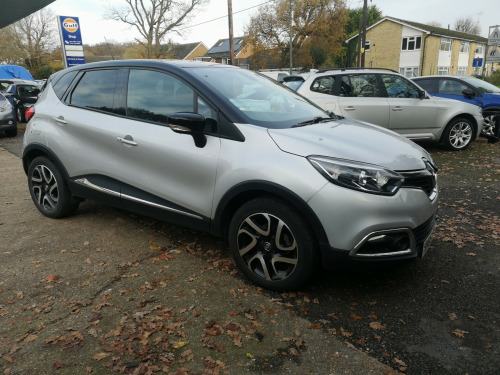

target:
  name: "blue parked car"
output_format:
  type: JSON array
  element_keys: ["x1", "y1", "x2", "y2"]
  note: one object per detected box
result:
[{"x1": 412, "y1": 75, "x2": 499, "y2": 137}]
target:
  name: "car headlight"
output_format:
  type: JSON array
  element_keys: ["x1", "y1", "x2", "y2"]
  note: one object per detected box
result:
[
  {"x1": 308, "y1": 156, "x2": 404, "y2": 195},
  {"x1": 0, "y1": 102, "x2": 12, "y2": 112}
]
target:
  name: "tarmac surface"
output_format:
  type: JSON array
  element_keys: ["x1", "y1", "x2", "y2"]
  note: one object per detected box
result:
[
  {"x1": 1, "y1": 128, "x2": 499, "y2": 375},
  {"x1": 0, "y1": 135, "x2": 395, "y2": 374}
]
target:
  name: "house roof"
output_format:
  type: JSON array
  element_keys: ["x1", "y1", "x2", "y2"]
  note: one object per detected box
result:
[
  {"x1": 205, "y1": 37, "x2": 246, "y2": 57},
  {"x1": 165, "y1": 42, "x2": 207, "y2": 59},
  {"x1": 346, "y1": 16, "x2": 488, "y2": 44}
]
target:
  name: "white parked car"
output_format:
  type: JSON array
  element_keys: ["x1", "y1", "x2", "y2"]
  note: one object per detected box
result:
[{"x1": 284, "y1": 68, "x2": 484, "y2": 151}]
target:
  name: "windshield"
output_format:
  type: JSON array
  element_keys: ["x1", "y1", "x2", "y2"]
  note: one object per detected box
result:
[
  {"x1": 189, "y1": 67, "x2": 328, "y2": 128},
  {"x1": 462, "y1": 77, "x2": 500, "y2": 94}
]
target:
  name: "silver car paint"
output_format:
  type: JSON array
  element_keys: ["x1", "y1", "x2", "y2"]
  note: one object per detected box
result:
[
  {"x1": 23, "y1": 66, "x2": 438, "y2": 258},
  {"x1": 295, "y1": 72, "x2": 484, "y2": 141}
]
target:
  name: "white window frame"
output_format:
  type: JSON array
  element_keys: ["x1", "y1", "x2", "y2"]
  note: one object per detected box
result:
[
  {"x1": 364, "y1": 40, "x2": 371, "y2": 52},
  {"x1": 440, "y1": 38, "x2": 452, "y2": 52},
  {"x1": 459, "y1": 41, "x2": 470, "y2": 53},
  {"x1": 437, "y1": 66, "x2": 450, "y2": 75},
  {"x1": 401, "y1": 36, "x2": 422, "y2": 51},
  {"x1": 399, "y1": 67, "x2": 419, "y2": 78},
  {"x1": 457, "y1": 66, "x2": 467, "y2": 76},
  {"x1": 476, "y1": 44, "x2": 484, "y2": 54}
]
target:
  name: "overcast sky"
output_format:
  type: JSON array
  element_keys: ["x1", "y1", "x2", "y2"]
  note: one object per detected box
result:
[{"x1": 48, "y1": 0, "x2": 500, "y2": 48}]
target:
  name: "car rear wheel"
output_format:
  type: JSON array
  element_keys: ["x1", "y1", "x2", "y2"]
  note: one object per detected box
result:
[
  {"x1": 442, "y1": 117, "x2": 474, "y2": 151},
  {"x1": 229, "y1": 197, "x2": 319, "y2": 291},
  {"x1": 28, "y1": 156, "x2": 79, "y2": 218}
]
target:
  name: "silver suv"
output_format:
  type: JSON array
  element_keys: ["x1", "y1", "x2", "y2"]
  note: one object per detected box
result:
[
  {"x1": 22, "y1": 60, "x2": 438, "y2": 291},
  {"x1": 284, "y1": 68, "x2": 484, "y2": 151}
]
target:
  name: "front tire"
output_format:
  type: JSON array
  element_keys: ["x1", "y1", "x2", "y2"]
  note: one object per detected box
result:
[
  {"x1": 28, "y1": 156, "x2": 79, "y2": 218},
  {"x1": 482, "y1": 114, "x2": 497, "y2": 137},
  {"x1": 229, "y1": 197, "x2": 319, "y2": 291},
  {"x1": 442, "y1": 117, "x2": 474, "y2": 151}
]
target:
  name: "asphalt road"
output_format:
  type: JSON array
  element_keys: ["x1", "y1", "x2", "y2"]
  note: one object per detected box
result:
[{"x1": 1, "y1": 129, "x2": 499, "y2": 374}]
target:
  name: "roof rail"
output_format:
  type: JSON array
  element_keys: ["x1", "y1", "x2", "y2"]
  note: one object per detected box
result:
[{"x1": 315, "y1": 67, "x2": 398, "y2": 74}]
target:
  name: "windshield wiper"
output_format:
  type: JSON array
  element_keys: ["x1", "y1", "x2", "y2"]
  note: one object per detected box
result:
[{"x1": 293, "y1": 117, "x2": 333, "y2": 127}]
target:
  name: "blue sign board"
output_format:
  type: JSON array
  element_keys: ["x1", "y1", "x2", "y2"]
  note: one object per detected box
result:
[
  {"x1": 472, "y1": 58, "x2": 483, "y2": 68},
  {"x1": 57, "y1": 16, "x2": 86, "y2": 68}
]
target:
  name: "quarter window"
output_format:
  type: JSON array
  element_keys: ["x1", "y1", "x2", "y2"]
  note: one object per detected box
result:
[
  {"x1": 53, "y1": 71, "x2": 78, "y2": 99},
  {"x1": 310, "y1": 76, "x2": 335, "y2": 95},
  {"x1": 401, "y1": 36, "x2": 421, "y2": 51},
  {"x1": 381, "y1": 74, "x2": 419, "y2": 98},
  {"x1": 70, "y1": 69, "x2": 118, "y2": 113}
]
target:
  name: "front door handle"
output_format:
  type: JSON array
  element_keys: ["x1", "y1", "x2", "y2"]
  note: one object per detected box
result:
[
  {"x1": 392, "y1": 107, "x2": 403, "y2": 111},
  {"x1": 117, "y1": 136, "x2": 138, "y2": 146},
  {"x1": 344, "y1": 106, "x2": 356, "y2": 111}
]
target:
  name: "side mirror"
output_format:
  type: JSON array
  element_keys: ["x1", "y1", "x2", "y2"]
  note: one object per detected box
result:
[
  {"x1": 462, "y1": 88, "x2": 475, "y2": 99},
  {"x1": 419, "y1": 90, "x2": 427, "y2": 99},
  {"x1": 168, "y1": 112, "x2": 207, "y2": 148}
]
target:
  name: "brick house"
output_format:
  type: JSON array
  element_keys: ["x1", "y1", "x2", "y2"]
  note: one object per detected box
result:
[
  {"x1": 346, "y1": 16, "x2": 489, "y2": 77},
  {"x1": 196, "y1": 37, "x2": 253, "y2": 68},
  {"x1": 162, "y1": 42, "x2": 208, "y2": 60}
]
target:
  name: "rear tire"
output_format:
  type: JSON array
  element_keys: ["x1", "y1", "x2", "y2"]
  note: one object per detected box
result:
[
  {"x1": 442, "y1": 117, "x2": 474, "y2": 151},
  {"x1": 28, "y1": 156, "x2": 79, "y2": 218},
  {"x1": 229, "y1": 197, "x2": 319, "y2": 291}
]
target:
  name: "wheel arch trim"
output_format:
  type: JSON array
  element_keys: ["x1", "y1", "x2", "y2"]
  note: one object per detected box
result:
[{"x1": 211, "y1": 180, "x2": 329, "y2": 245}]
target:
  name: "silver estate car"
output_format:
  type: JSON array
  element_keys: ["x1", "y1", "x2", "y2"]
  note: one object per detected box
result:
[
  {"x1": 284, "y1": 68, "x2": 484, "y2": 151},
  {"x1": 22, "y1": 60, "x2": 438, "y2": 291}
]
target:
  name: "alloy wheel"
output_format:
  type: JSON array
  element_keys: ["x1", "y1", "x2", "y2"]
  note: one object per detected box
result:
[
  {"x1": 482, "y1": 115, "x2": 496, "y2": 137},
  {"x1": 236, "y1": 213, "x2": 298, "y2": 281},
  {"x1": 448, "y1": 121, "x2": 472, "y2": 149},
  {"x1": 31, "y1": 165, "x2": 59, "y2": 212}
]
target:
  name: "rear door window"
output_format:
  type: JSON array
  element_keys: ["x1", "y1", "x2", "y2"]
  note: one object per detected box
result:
[
  {"x1": 339, "y1": 74, "x2": 381, "y2": 97},
  {"x1": 70, "y1": 69, "x2": 118, "y2": 113}
]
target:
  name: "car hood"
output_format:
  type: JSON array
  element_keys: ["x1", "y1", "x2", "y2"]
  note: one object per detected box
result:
[{"x1": 268, "y1": 119, "x2": 428, "y2": 171}]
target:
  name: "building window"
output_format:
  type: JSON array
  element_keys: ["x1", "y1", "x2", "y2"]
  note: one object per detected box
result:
[
  {"x1": 459, "y1": 41, "x2": 470, "y2": 53},
  {"x1": 401, "y1": 36, "x2": 421, "y2": 51},
  {"x1": 437, "y1": 66, "x2": 450, "y2": 75},
  {"x1": 440, "y1": 38, "x2": 452, "y2": 52},
  {"x1": 476, "y1": 44, "x2": 484, "y2": 54},
  {"x1": 364, "y1": 40, "x2": 371, "y2": 52},
  {"x1": 399, "y1": 67, "x2": 419, "y2": 78},
  {"x1": 457, "y1": 66, "x2": 467, "y2": 76}
]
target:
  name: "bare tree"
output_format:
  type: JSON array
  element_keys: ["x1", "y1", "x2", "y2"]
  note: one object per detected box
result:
[
  {"x1": 0, "y1": 8, "x2": 57, "y2": 69},
  {"x1": 105, "y1": 0, "x2": 206, "y2": 59},
  {"x1": 426, "y1": 20, "x2": 442, "y2": 28},
  {"x1": 454, "y1": 16, "x2": 481, "y2": 35}
]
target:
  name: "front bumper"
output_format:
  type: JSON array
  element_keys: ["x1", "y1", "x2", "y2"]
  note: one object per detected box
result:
[{"x1": 308, "y1": 181, "x2": 439, "y2": 267}]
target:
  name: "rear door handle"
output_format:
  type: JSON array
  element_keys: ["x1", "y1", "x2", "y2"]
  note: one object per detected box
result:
[
  {"x1": 53, "y1": 116, "x2": 67, "y2": 125},
  {"x1": 344, "y1": 106, "x2": 356, "y2": 111},
  {"x1": 392, "y1": 107, "x2": 403, "y2": 111},
  {"x1": 117, "y1": 136, "x2": 138, "y2": 146}
]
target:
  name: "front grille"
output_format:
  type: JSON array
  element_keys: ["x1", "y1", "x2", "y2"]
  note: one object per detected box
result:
[{"x1": 401, "y1": 170, "x2": 436, "y2": 196}]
